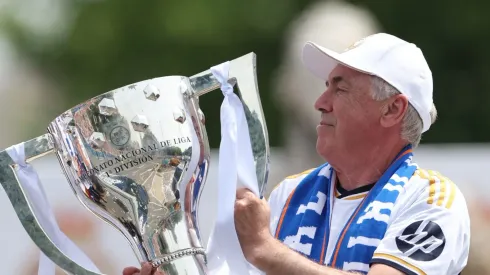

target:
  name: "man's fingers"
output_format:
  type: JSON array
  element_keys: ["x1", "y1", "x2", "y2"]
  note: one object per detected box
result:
[
  {"x1": 236, "y1": 188, "x2": 257, "y2": 199},
  {"x1": 234, "y1": 198, "x2": 248, "y2": 211},
  {"x1": 236, "y1": 188, "x2": 262, "y2": 209},
  {"x1": 122, "y1": 262, "x2": 164, "y2": 275},
  {"x1": 140, "y1": 262, "x2": 156, "y2": 275},
  {"x1": 236, "y1": 188, "x2": 250, "y2": 199},
  {"x1": 122, "y1": 266, "x2": 140, "y2": 275}
]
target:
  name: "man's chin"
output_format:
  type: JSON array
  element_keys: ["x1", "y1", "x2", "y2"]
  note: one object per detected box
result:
[{"x1": 316, "y1": 138, "x2": 333, "y2": 160}]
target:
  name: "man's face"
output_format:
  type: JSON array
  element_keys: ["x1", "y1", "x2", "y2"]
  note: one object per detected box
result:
[{"x1": 314, "y1": 64, "x2": 385, "y2": 161}]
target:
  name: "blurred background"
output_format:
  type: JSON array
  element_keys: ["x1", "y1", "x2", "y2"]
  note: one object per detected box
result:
[{"x1": 0, "y1": 0, "x2": 489, "y2": 274}]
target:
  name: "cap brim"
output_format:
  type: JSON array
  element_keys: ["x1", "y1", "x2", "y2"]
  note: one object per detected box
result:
[{"x1": 302, "y1": 41, "x2": 372, "y2": 80}]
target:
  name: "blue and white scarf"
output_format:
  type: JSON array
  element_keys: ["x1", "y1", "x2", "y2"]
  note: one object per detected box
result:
[{"x1": 275, "y1": 145, "x2": 417, "y2": 274}]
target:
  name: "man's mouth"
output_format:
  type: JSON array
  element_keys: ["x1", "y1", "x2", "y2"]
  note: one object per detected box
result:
[
  {"x1": 319, "y1": 121, "x2": 333, "y2": 126},
  {"x1": 320, "y1": 112, "x2": 334, "y2": 126}
]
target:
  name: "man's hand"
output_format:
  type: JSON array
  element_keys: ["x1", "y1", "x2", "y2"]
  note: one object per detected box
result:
[
  {"x1": 233, "y1": 189, "x2": 403, "y2": 275},
  {"x1": 122, "y1": 262, "x2": 165, "y2": 275},
  {"x1": 234, "y1": 188, "x2": 273, "y2": 264}
]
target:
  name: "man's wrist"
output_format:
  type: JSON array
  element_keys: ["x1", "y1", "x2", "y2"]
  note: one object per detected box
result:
[{"x1": 247, "y1": 234, "x2": 281, "y2": 271}]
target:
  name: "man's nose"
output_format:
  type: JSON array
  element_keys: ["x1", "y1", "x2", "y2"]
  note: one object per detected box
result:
[{"x1": 314, "y1": 88, "x2": 333, "y2": 112}]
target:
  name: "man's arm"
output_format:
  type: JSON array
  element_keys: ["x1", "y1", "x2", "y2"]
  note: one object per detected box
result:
[
  {"x1": 249, "y1": 233, "x2": 405, "y2": 275},
  {"x1": 235, "y1": 188, "x2": 405, "y2": 275}
]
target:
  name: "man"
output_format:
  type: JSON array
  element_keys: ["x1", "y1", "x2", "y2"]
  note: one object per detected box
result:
[
  {"x1": 123, "y1": 33, "x2": 470, "y2": 275},
  {"x1": 234, "y1": 33, "x2": 470, "y2": 275}
]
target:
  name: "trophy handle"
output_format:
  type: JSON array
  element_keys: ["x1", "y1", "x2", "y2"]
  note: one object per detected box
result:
[
  {"x1": 0, "y1": 134, "x2": 104, "y2": 275},
  {"x1": 189, "y1": 53, "x2": 270, "y2": 196}
]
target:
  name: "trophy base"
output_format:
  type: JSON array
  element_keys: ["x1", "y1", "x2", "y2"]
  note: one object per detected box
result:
[{"x1": 154, "y1": 251, "x2": 207, "y2": 275}]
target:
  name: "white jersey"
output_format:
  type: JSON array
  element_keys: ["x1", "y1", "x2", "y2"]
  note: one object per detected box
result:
[{"x1": 268, "y1": 168, "x2": 470, "y2": 275}]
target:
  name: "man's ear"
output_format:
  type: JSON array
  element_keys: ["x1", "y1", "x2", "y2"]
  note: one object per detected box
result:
[{"x1": 380, "y1": 94, "x2": 409, "y2": 128}]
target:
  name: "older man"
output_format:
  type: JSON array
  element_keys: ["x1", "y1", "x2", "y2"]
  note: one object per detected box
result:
[
  {"x1": 123, "y1": 33, "x2": 470, "y2": 275},
  {"x1": 234, "y1": 33, "x2": 470, "y2": 275}
]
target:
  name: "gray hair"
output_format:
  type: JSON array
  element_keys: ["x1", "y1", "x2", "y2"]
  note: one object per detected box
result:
[{"x1": 370, "y1": 76, "x2": 437, "y2": 148}]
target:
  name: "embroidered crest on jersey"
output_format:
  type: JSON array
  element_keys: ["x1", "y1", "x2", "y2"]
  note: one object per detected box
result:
[{"x1": 275, "y1": 145, "x2": 417, "y2": 274}]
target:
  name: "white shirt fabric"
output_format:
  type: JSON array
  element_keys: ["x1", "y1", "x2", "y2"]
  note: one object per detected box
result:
[
  {"x1": 324, "y1": 193, "x2": 366, "y2": 263},
  {"x1": 268, "y1": 168, "x2": 470, "y2": 275}
]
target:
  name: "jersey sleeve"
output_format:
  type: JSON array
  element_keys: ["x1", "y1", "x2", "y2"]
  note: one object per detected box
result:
[{"x1": 371, "y1": 176, "x2": 470, "y2": 275}]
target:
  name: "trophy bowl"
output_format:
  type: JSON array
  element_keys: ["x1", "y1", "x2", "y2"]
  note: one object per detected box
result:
[{"x1": 0, "y1": 53, "x2": 269, "y2": 275}]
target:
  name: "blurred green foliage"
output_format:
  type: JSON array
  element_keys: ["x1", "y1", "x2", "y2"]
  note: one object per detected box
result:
[
  {"x1": 2, "y1": 0, "x2": 490, "y2": 147},
  {"x1": 1, "y1": 0, "x2": 311, "y2": 147}
]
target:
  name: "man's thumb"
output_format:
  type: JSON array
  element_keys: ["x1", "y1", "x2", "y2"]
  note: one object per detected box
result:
[{"x1": 122, "y1": 266, "x2": 140, "y2": 275}]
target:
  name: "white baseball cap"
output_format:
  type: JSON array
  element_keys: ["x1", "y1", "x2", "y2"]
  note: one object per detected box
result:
[{"x1": 302, "y1": 33, "x2": 433, "y2": 133}]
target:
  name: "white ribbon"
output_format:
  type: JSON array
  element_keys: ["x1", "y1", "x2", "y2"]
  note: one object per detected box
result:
[
  {"x1": 206, "y1": 62, "x2": 263, "y2": 275},
  {"x1": 6, "y1": 143, "x2": 100, "y2": 275}
]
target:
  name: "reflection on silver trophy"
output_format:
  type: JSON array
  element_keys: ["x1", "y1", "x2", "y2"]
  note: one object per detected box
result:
[{"x1": 0, "y1": 53, "x2": 270, "y2": 274}]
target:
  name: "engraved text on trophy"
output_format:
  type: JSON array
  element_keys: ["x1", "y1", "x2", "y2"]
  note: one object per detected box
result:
[{"x1": 85, "y1": 136, "x2": 192, "y2": 177}]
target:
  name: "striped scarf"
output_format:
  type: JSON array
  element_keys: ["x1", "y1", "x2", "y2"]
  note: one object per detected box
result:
[{"x1": 275, "y1": 145, "x2": 417, "y2": 273}]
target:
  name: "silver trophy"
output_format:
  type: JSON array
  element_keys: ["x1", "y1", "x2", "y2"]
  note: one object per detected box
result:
[{"x1": 0, "y1": 53, "x2": 270, "y2": 274}]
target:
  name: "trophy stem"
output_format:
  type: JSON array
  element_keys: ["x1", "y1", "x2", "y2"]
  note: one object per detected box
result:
[
  {"x1": 151, "y1": 247, "x2": 206, "y2": 267},
  {"x1": 155, "y1": 253, "x2": 207, "y2": 274}
]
